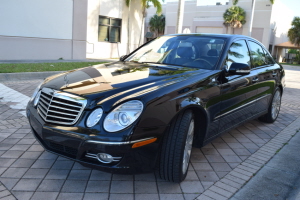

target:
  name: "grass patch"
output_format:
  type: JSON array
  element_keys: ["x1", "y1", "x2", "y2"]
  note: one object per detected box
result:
[
  {"x1": 280, "y1": 63, "x2": 300, "y2": 66},
  {"x1": 0, "y1": 62, "x2": 107, "y2": 73},
  {"x1": 276, "y1": 148, "x2": 281, "y2": 153}
]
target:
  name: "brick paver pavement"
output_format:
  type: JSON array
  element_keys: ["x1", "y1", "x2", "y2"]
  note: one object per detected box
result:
[{"x1": 0, "y1": 65, "x2": 299, "y2": 200}]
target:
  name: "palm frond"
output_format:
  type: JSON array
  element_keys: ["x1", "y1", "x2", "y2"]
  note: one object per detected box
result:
[
  {"x1": 288, "y1": 17, "x2": 300, "y2": 46},
  {"x1": 223, "y1": 5, "x2": 246, "y2": 29},
  {"x1": 149, "y1": 14, "x2": 165, "y2": 36},
  {"x1": 125, "y1": 0, "x2": 131, "y2": 7},
  {"x1": 149, "y1": 0, "x2": 163, "y2": 15}
]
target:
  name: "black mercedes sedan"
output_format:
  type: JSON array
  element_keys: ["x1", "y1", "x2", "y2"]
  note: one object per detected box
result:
[{"x1": 26, "y1": 34, "x2": 285, "y2": 182}]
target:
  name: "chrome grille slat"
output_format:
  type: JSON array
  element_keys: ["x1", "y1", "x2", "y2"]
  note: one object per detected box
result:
[
  {"x1": 39, "y1": 101, "x2": 48, "y2": 111},
  {"x1": 47, "y1": 110, "x2": 78, "y2": 117},
  {"x1": 40, "y1": 94, "x2": 51, "y2": 102},
  {"x1": 39, "y1": 97, "x2": 50, "y2": 106},
  {"x1": 48, "y1": 105, "x2": 80, "y2": 113},
  {"x1": 51, "y1": 100, "x2": 82, "y2": 108},
  {"x1": 37, "y1": 106, "x2": 47, "y2": 117},
  {"x1": 47, "y1": 114, "x2": 74, "y2": 120},
  {"x1": 37, "y1": 88, "x2": 87, "y2": 125}
]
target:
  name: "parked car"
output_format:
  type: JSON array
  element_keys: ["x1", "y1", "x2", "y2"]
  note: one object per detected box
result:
[{"x1": 27, "y1": 34, "x2": 285, "y2": 182}]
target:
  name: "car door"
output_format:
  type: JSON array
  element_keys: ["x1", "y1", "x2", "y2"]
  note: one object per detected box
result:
[
  {"x1": 247, "y1": 40, "x2": 280, "y2": 114},
  {"x1": 215, "y1": 39, "x2": 259, "y2": 134}
]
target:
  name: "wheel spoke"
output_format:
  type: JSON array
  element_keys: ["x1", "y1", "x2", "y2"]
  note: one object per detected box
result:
[
  {"x1": 271, "y1": 90, "x2": 281, "y2": 120},
  {"x1": 182, "y1": 119, "x2": 194, "y2": 174}
]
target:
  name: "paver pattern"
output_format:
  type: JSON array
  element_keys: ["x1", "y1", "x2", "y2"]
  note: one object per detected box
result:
[{"x1": 0, "y1": 66, "x2": 300, "y2": 200}]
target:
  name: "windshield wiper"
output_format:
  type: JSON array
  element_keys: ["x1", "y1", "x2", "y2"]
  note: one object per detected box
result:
[{"x1": 140, "y1": 62, "x2": 161, "y2": 64}]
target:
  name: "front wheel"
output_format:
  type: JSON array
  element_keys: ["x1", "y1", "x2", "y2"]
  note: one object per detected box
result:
[
  {"x1": 259, "y1": 88, "x2": 281, "y2": 123},
  {"x1": 158, "y1": 110, "x2": 194, "y2": 182}
]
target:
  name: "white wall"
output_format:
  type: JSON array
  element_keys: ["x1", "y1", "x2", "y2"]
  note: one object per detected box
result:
[
  {"x1": 0, "y1": 0, "x2": 73, "y2": 40},
  {"x1": 86, "y1": 0, "x2": 143, "y2": 59},
  {"x1": 99, "y1": 0, "x2": 123, "y2": 18},
  {"x1": 0, "y1": 0, "x2": 87, "y2": 60}
]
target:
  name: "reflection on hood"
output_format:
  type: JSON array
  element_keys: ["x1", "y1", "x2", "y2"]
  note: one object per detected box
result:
[{"x1": 42, "y1": 62, "x2": 204, "y2": 98}]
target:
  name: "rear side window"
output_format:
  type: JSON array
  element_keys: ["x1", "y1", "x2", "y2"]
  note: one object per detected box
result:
[
  {"x1": 248, "y1": 41, "x2": 267, "y2": 68},
  {"x1": 226, "y1": 40, "x2": 251, "y2": 69},
  {"x1": 263, "y1": 49, "x2": 275, "y2": 65}
]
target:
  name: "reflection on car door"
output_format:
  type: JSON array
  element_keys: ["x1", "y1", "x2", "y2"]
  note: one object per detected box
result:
[
  {"x1": 247, "y1": 40, "x2": 280, "y2": 114},
  {"x1": 216, "y1": 39, "x2": 259, "y2": 134}
]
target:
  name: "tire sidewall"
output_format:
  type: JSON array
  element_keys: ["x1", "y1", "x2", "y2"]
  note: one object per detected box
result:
[{"x1": 177, "y1": 111, "x2": 194, "y2": 181}]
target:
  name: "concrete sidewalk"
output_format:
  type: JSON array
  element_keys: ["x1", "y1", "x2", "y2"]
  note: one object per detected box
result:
[{"x1": 231, "y1": 122, "x2": 300, "y2": 200}]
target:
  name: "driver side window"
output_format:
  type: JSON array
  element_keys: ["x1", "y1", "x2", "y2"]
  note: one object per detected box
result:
[{"x1": 226, "y1": 40, "x2": 251, "y2": 70}]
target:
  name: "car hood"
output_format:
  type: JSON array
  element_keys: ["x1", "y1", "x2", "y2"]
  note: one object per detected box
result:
[{"x1": 42, "y1": 61, "x2": 210, "y2": 106}]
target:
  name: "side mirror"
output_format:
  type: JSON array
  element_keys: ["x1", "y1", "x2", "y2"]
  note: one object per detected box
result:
[
  {"x1": 119, "y1": 55, "x2": 127, "y2": 61},
  {"x1": 227, "y1": 63, "x2": 250, "y2": 75}
]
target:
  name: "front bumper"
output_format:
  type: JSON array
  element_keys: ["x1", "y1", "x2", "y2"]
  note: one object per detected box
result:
[{"x1": 27, "y1": 105, "x2": 163, "y2": 174}]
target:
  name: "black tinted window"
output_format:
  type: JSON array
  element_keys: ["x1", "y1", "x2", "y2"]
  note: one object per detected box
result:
[
  {"x1": 226, "y1": 40, "x2": 251, "y2": 69},
  {"x1": 263, "y1": 49, "x2": 275, "y2": 65},
  {"x1": 248, "y1": 41, "x2": 267, "y2": 67},
  {"x1": 125, "y1": 36, "x2": 225, "y2": 69}
]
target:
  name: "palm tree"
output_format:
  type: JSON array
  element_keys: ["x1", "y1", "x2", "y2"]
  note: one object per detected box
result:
[
  {"x1": 288, "y1": 17, "x2": 300, "y2": 47},
  {"x1": 125, "y1": 0, "x2": 163, "y2": 52},
  {"x1": 138, "y1": 0, "x2": 163, "y2": 46},
  {"x1": 149, "y1": 14, "x2": 165, "y2": 37},
  {"x1": 223, "y1": 6, "x2": 246, "y2": 34},
  {"x1": 234, "y1": 0, "x2": 275, "y2": 36}
]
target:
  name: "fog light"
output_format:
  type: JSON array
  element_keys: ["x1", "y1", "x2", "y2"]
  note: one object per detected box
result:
[{"x1": 97, "y1": 153, "x2": 114, "y2": 163}]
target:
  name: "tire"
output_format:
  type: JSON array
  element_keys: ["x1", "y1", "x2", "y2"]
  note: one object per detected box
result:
[
  {"x1": 259, "y1": 87, "x2": 281, "y2": 123},
  {"x1": 158, "y1": 110, "x2": 195, "y2": 182}
]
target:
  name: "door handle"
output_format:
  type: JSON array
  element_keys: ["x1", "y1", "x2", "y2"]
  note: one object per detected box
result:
[
  {"x1": 272, "y1": 72, "x2": 277, "y2": 77},
  {"x1": 252, "y1": 77, "x2": 259, "y2": 83}
]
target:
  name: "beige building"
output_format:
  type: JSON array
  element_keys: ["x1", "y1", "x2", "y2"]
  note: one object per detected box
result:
[
  {"x1": 0, "y1": 0, "x2": 143, "y2": 60},
  {"x1": 146, "y1": 0, "x2": 294, "y2": 61},
  {"x1": 86, "y1": 0, "x2": 144, "y2": 59}
]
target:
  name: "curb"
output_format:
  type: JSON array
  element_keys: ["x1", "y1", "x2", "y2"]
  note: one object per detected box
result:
[
  {"x1": 196, "y1": 117, "x2": 300, "y2": 200},
  {"x1": 0, "y1": 71, "x2": 65, "y2": 82}
]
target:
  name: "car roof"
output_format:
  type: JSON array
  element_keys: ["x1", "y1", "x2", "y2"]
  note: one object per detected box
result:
[{"x1": 163, "y1": 33, "x2": 252, "y2": 40}]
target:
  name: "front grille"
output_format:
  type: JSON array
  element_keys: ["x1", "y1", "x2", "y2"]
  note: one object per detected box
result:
[
  {"x1": 47, "y1": 141, "x2": 78, "y2": 156},
  {"x1": 37, "y1": 88, "x2": 87, "y2": 125}
]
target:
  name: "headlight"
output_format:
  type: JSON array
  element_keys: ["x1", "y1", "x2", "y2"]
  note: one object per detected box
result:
[
  {"x1": 33, "y1": 91, "x2": 41, "y2": 107},
  {"x1": 30, "y1": 83, "x2": 42, "y2": 101},
  {"x1": 103, "y1": 100, "x2": 143, "y2": 132},
  {"x1": 86, "y1": 108, "x2": 104, "y2": 127}
]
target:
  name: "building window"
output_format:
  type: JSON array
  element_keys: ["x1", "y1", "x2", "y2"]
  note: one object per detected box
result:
[
  {"x1": 98, "y1": 16, "x2": 121, "y2": 43},
  {"x1": 268, "y1": 45, "x2": 273, "y2": 54}
]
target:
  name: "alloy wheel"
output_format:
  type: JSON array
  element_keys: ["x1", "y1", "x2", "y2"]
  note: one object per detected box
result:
[
  {"x1": 271, "y1": 90, "x2": 281, "y2": 120},
  {"x1": 182, "y1": 119, "x2": 194, "y2": 174}
]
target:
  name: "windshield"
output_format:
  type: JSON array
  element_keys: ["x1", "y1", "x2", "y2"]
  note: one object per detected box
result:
[{"x1": 125, "y1": 35, "x2": 225, "y2": 69}]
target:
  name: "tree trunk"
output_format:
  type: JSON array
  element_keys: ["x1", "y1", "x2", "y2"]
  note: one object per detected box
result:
[
  {"x1": 248, "y1": 0, "x2": 256, "y2": 36},
  {"x1": 138, "y1": 9, "x2": 146, "y2": 46},
  {"x1": 127, "y1": 2, "x2": 131, "y2": 54},
  {"x1": 176, "y1": 0, "x2": 185, "y2": 33}
]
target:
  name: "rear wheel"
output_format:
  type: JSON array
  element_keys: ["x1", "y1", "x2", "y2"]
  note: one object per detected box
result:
[
  {"x1": 158, "y1": 110, "x2": 194, "y2": 182},
  {"x1": 259, "y1": 88, "x2": 281, "y2": 123}
]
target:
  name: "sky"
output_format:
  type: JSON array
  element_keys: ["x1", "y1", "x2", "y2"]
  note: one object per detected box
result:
[
  {"x1": 284, "y1": 0, "x2": 300, "y2": 17},
  {"x1": 161, "y1": 0, "x2": 300, "y2": 17}
]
